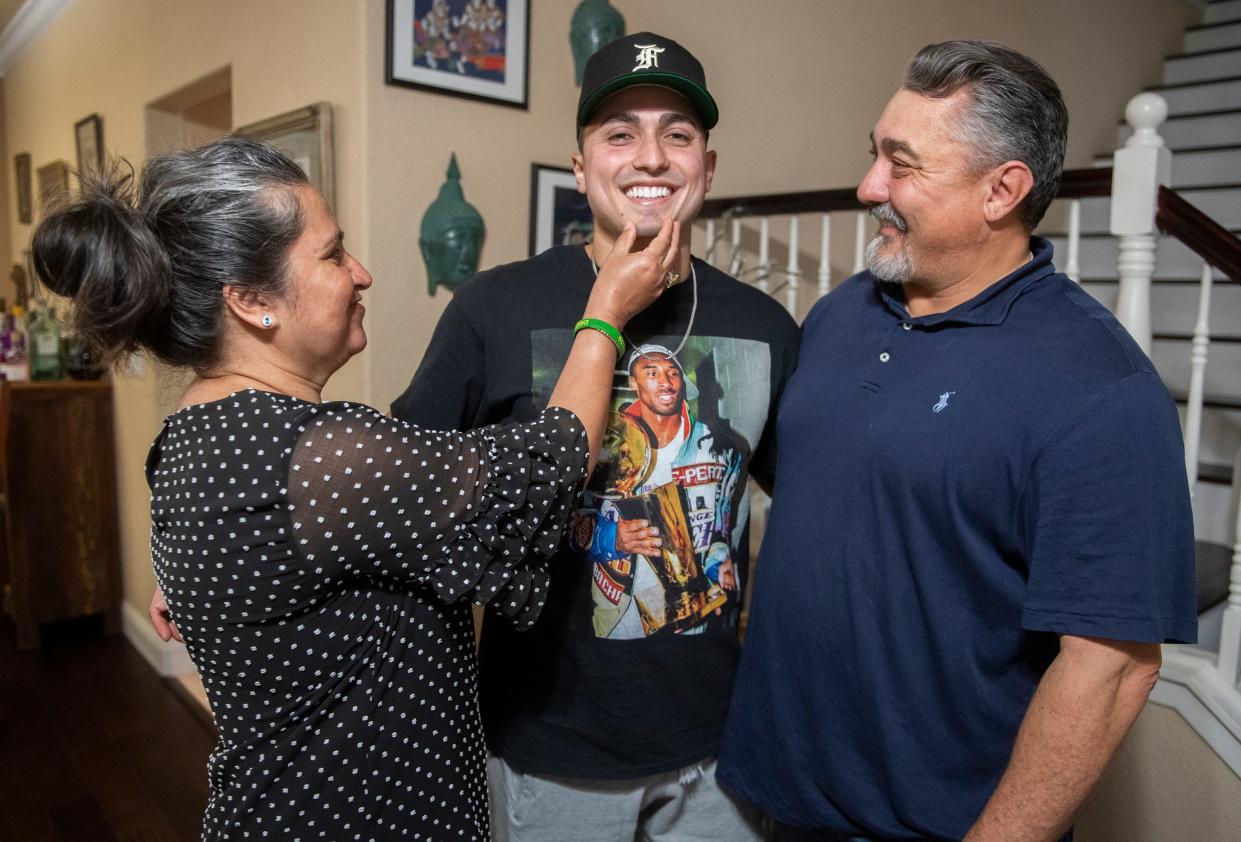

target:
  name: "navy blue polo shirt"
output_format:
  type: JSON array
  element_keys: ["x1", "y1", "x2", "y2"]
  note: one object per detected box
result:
[{"x1": 717, "y1": 238, "x2": 1196, "y2": 840}]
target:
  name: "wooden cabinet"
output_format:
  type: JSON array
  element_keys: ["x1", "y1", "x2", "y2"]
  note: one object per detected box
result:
[{"x1": 1, "y1": 379, "x2": 121, "y2": 649}]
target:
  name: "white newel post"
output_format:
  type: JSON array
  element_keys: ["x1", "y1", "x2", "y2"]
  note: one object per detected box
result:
[{"x1": 1109, "y1": 93, "x2": 1170, "y2": 356}]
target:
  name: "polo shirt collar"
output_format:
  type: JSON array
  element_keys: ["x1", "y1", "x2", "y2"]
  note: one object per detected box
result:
[{"x1": 874, "y1": 237, "x2": 1056, "y2": 327}]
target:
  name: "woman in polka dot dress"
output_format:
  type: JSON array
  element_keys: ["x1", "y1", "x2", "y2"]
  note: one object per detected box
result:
[{"x1": 31, "y1": 137, "x2": 679, "y2": 840}]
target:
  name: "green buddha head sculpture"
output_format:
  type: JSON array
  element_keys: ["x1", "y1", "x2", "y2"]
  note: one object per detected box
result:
[
  {"x1": 570, "y1": 0, "x2": 625, "y2": 85},
  {"x1": 419, "y1": 154, "x2": 485, "y2": 296}
]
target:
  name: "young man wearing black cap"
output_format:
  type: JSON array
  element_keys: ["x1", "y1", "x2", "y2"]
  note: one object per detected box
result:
[{"x1": 392, "y1": 32, "x2": 798, "y2": 842}]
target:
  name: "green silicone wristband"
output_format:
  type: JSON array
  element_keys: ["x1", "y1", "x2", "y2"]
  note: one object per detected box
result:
[{"x1": 574, "y1": 317, "x2": 625, "y2": 358}]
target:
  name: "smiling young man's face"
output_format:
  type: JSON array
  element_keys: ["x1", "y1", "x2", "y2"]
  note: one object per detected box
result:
[{"x1": 573, "y1": 85, "x2": 716, "y2": 254}]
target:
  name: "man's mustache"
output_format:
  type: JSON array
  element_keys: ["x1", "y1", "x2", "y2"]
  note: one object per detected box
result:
[{"x1": 869, "y1": 202, "x2": 908, "y2": 233}]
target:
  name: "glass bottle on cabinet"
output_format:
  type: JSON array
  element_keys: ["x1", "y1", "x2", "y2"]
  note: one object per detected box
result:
[{"x1": 28, "y1": 305, "x2": 62, "y2": 381}]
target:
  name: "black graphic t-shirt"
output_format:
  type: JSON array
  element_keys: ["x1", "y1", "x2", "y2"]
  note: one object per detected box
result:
[{"x1": 393, "y1": 245, "x2": 799, "y2": 778}]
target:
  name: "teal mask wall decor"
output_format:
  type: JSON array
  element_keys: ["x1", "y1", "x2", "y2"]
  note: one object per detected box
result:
[
  {"x1": 570, "y1": 0, "x2": 625, "y2": 85},
  {"x1": 420, "y1": 154, "x2": 485, "y2": 296}
]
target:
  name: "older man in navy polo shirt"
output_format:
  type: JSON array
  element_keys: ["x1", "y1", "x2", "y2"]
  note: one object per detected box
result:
[{"x1": 718, "y1": 41, "x2": 1196, "y2": 842}]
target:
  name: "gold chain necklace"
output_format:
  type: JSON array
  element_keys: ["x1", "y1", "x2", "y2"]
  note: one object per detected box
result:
[{"x1": 587, "y1": 247, "x2": 698, "y2": 359}]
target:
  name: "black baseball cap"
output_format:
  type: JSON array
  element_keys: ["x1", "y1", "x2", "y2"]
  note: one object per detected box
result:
[{"x1": 576, "y1": 32, "x2": 719, "y2": 130}]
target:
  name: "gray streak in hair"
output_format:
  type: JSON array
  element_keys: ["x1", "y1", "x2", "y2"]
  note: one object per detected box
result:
[
  {"x1": 902, "y1": 40, "x2": 1068, "y2": 231},
  {"x1": 33, "y1": 136, "x2": 309, "y2": 369}
]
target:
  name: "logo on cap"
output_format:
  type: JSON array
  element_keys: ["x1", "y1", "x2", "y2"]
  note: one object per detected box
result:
[{"x1": 632, "y1": 44, "x2": 664, "y2": 71}]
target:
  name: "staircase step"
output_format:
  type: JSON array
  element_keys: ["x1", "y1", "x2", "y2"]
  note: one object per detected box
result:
[
  {"x1": 1121, "y1": 109, "x2": 1241, "y2": 149},
  {"x1": 1191, "y1": 480, "x2": 1236, "y2": 547},
  {"x1": 1164, "y1": 46, "x2": 1241, "y2": 85},
  {"x1": 1042, "y1": 232, "x2": 1241, "y2": 280},
  {"x1": 1154, "y1": 332, "x2": 1241, "y2": 342},
  {"x1": 1198, "y1": 462, "x2": 1236, "y2": 485},
  {"x1": 1204, "y1": 0, "x2": 1241, "y2": 25},
  {"x1": 1171, "y1": 388, "x2": 1241, "y2": 411},
  {"x1": 1094, "y1": 145, "x2": 1241, "y2": 187},
  {"x1": 1148, "y1": 76, "x2": 1241, "y2": 114},
  {"x1": 1182, "y1": 402, "x2": 1241, "y2": 467},
  {"x1": 1077, "y1": 185, "x2": 1241, "y2": 230},
  {"x1": 1153, "y1": 338, "x2": 1241, "y2": 397},
  {"x1": 1079, "y1": 282, "x2": 1241, "y2": 337},
  {"x1": 1168, "y1": 146, "x2": 1241, "y2": 185},
  {"x1": 1196, "y1": 541, "x2": 1232, "y2": 614},
  {"x1": 1186, "y1": 19, "x2": 1241, "y2": 53}
]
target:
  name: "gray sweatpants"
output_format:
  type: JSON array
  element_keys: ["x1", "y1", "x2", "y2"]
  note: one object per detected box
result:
[{"x1": 488, "y1": 754, "x2": 767, "y2": 842}]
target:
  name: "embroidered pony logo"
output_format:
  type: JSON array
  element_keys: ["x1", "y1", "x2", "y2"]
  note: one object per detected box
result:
[{"x1": 932, "y1": 392, "x2": 956, "y2": 413}]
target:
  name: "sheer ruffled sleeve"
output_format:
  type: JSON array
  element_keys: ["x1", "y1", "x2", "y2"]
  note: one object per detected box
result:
[{"x1": 286, "y1": 402, "x2": 587, "y2": 628}]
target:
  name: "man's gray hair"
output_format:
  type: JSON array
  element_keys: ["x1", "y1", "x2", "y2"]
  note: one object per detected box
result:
[{"x1": 903, "y1": 40, "x2": 1068, "y2": 231}]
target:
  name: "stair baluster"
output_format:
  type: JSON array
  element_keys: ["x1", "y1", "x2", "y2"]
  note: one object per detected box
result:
[
  {"x1": 1184, "y1": 262, "x2": 1214, "y2": 491},
  {"x1": 1065, "y1": 199, "x2": 1082, "y2": 283},
  {"x1": 852, "y1": 211, "x2": 867, "y2": 274},
  {"x1": 785, "y1": 216, "x2": 800, "y2": 315},
  {"x1": 757, "y1": 216, "x2": 771, "y2": 293},
  {"x1": 818, "y1": 215, "x2": 831, "y2": 297},
  {"x1": 728, "y1": 217, "x2": 742, "y2": 277}
]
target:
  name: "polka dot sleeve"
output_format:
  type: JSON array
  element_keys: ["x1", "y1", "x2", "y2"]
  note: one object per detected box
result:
[{"x1": 286, "y1": 402, "x2": 587, "y2": 629}]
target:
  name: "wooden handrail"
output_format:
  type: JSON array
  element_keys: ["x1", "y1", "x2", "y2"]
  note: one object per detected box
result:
[
  {"x1": 1156, "y1": 185, "x2": 1241, "y2": 285},
  {"x1": 698, "y1": 166, "x2": 1113, "y2": 220},
  {"x1": 699, "y1": 187, "x2": 861, "y2": 219},
  {"x1": 1058, "y1": 166, "x2": 1114, "y2": 197}
]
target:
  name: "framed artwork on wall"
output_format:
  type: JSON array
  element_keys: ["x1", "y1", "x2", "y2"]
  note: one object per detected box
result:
[
  {"x1": 386, "y1": 0, "x2": 530, "y2": 109},
  {"x1": 529, "y1": 163, "x2": 592, "y2": 256},
  {"x1": 235, "y1": 102, "x2": 335, "y2": 211},
  {"x1": 36, "y1": 160, "x2": 70, "y2": 216},
  {"x1": 14, "y1": 153, "x2": 32, "y2": 224},
  {"x1": 74, "y1": 113, "x2": 103, "y2": 174}
]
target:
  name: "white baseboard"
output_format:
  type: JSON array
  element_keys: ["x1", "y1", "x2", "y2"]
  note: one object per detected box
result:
[
  {"x1": 1151, "y1": 644, "x2": 1241, "y2": 777},
  {"x1": 121, "y1": 599, "x2": 195, "y2": 677}
]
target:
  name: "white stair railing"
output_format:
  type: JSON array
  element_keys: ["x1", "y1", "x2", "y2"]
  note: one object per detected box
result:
[{"x1": 696, "y1": 205, "x2": 873, "y2": 315}]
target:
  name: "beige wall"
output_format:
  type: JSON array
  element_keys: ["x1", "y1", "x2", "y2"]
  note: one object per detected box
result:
[
  {"x1": 362, "y1": 0, "x2": 1197, "y2": 405},
  {"x1": 3, "y1": 0, "x2": 369, "y2": 612},
  {"x1": 1079, "y1": 702, "x2": 1241, "y2": 841}
]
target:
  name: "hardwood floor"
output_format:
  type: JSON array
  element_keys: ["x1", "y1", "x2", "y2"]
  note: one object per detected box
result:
[{"x1": 0, "y1": 616, "x2": 212, "y2": 841}]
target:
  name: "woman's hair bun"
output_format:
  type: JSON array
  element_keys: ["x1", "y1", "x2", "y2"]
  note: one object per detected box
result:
[{"x1": 31, "y1": 161, "x2": 169, "y2": 365}]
